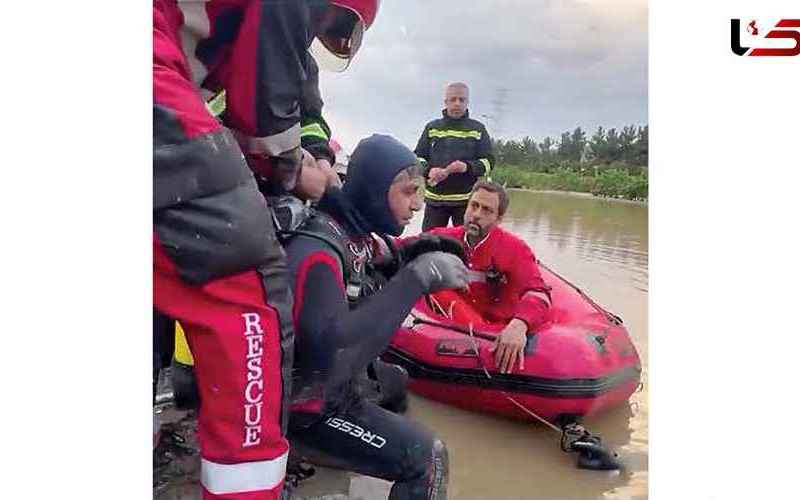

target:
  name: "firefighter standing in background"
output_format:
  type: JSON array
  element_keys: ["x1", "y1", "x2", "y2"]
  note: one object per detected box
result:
[{"x1": 414, "y1": 82, "x2": 495, "y2": 230}]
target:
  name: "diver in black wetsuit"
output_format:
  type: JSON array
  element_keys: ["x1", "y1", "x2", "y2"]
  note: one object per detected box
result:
[{"x1": 285, "y1": 134, "x2": 468, "y2": 499}]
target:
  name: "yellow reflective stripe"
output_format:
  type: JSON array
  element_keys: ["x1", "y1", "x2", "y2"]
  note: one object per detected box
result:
[
  {"x1": 479, "y1": 158, "x2": 491, "y2": 175},
  {"x1": 424, "y1": 190, "x2": 471, "y2": 202},
  {"x1": 301, "y1": 122, "x2": 329, "y2": 140},
  {"x1": 174, "y1": 322, "x2": 194, "y2": 366},
  {"x1": 428, "y1": 129, "x2": 482, "y2": 140},
  {"x1": 206, "y1": 90, "x2": 227, "y2": 117}
]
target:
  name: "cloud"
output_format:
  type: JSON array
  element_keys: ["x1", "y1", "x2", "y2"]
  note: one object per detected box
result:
[{"x1": 319, "y1": 0, "x2": 648, "y2": 153}]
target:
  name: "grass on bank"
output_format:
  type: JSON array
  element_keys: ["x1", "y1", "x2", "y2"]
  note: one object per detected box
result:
[{"x1": 490, "y1": 164, "x2": 648, "y2": 202}]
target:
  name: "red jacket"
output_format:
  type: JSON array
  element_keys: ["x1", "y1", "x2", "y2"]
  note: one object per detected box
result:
[
  {"x1": 427, "y1": 225, "x2": 551, "y2": 331},
  {"x1": 155, "y1": 0, "x2": 322, "y2": 192}
]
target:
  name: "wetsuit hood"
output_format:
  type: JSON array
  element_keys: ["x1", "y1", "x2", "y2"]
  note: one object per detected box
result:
[
  {"x1": 342, "y1": 134, "x2": 418, "y2": 236},
  {"x1": 316, "y1": 186, "x2": 372, "y2": 237}
]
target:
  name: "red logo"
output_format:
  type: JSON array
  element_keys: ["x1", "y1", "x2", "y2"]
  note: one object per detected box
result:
[{"x1": 731, "y1": 19, "x2": 800, "y2": 56}]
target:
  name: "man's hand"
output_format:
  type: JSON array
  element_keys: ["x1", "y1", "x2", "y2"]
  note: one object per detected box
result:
[
  {"x1": 428, "y1": 167, "x2": 449, "y2": 186},
  {"x1": 489, "y1": 318, "x2": 528, "y2": 374},
  {"x1": 446, "y1": 160, "x2": 468, "y2": 174},
  {"x1": 316, "y1": 158, "x2": 343, "y2": 188},
  {"x1": 267, "y1": 147, "x2": 304, "y2": 192}
]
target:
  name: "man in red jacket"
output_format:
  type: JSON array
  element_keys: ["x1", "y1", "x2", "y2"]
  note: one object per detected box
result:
[
  {"x1": 425, "y1": 181, "x2": 552, "y2": 374},
  {"x1": 153, "y1": 2, "x2": 380, "y2": 499}
]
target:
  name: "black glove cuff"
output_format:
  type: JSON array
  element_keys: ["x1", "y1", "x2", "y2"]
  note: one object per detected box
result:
[{"x1": 399, "y1": 234, "x2": 466, "y2": 265}]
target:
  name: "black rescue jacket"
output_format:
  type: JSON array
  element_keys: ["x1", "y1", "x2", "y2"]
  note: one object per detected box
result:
[{"x1": 414, "y1": 109, "x2": 494, "y2": 206}]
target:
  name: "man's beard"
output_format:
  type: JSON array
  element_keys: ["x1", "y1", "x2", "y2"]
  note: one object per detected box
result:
[{"x1": 466, "y1": 221, "x2": 484, "y2": 243}]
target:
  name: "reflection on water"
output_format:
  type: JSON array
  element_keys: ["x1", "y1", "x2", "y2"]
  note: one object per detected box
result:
[
  {"x1": 405, "y1": 191, "x2": 649, "y2": 499},
  {"x1": 504, "y1": 191, "x2": 649, "y2": 297}
]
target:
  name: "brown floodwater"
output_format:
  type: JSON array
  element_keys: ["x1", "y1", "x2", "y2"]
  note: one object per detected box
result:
[
  {"x1": 401, "y1": 190, "x2": 649, "y2": 500},
  {"x1": 156, "y1": 190, "x2": 648, "y2": 500}
]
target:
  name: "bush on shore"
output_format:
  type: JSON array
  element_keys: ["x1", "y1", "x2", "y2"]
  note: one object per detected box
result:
[{"x1": 491, "y1": 163, "x2": 648, "y2": 201}]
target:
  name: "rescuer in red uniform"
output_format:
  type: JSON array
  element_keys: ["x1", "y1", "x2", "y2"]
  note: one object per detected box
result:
[
  {"x1": 153, "y1": 1, "x2": 381, "y2": 498},
  {"x1": 424, "y1": 181, "x2": 552, "y2": 374}
]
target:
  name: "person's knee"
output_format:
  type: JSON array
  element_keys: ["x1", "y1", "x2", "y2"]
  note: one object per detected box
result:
[
  {"x1": 404, "y1": 437, "x2": 448, "y2": 483},
  {"x1": 390, "y1": 438, "x2": 449, "y2": 500}
]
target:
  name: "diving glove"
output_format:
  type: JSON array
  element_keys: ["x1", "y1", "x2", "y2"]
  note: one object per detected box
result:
[{"x1": 407, "y1": 251, "x2": 469, "y2": 293}]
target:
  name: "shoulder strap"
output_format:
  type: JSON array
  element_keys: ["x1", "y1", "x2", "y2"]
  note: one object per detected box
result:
[
  {"x1": 289, "y1": 211, "x2": 350, "y2": 275},
  {"x1": 281, "y1": 211, "x2": 373, "y2": 306}
]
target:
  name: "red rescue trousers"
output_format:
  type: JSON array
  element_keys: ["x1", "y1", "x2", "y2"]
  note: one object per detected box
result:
[
  {"x1": 154, "y1": 237, "x2": 288, "y2": 499},
  {"x1": 154, "y1": 3, "x2": 293, "y2": 495}
]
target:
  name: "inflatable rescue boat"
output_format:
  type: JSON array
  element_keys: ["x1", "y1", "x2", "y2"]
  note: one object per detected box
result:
[{"x1": 383, "y1": 263, "x2": 641, "y2": 422}]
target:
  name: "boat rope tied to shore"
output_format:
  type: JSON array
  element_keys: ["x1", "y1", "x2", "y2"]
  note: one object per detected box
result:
[{"x1": 460, "y1": 321, "x2": 622, "y2": 471}]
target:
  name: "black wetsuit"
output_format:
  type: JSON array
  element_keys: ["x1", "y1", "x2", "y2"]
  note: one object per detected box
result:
[{"x1": 285, "y1": 187, "x2": 448, "y2": 500}]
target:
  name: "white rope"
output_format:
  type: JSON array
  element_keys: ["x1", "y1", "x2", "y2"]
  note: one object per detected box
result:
[
  {"x1": 466, "y1": 322, "x2": 562, "y2": 434},
  {"x1": 410, "y1": 307, "x2": 563, "y2": 434},
  {"x1": 428, "y1": 294, "x2": 448, "y2": 318}
]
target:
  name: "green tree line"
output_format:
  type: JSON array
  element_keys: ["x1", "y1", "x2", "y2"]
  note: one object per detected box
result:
[
  {"x1": 490, "y1": 125, "x2": 648, "y2": 201},
  {"x1": 492, "y1": 125, "x2": 647, "y2": 171}
]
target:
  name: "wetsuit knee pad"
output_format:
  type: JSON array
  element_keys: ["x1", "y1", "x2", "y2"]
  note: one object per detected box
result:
[
  {"x1": 427, "y1": 439, "x2": 449, "y2": 500},
  {"x1": 389, "y1": 438, "x2": 449, "y2": 500}
]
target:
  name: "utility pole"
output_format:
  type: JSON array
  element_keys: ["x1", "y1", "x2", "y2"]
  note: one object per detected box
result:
[{"x1": 489, "y1": 87, "x2": 509, "y2": 139}]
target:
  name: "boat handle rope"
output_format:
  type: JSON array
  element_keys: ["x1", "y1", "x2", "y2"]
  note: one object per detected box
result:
[
  {"x1": 537, "y1": 261, "x2": 624, "y2": 326},
  {"x1": 431, "y1": 259, "x2": 623, "y2": 327},
  {"x1": 462, "y1": 322, "x2": 562, "y2": 433}
]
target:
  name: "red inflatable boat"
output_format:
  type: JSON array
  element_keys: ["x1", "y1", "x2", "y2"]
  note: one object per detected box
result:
[{"x1": 383, "y1": 263, "x2": 641, "y2": 422}]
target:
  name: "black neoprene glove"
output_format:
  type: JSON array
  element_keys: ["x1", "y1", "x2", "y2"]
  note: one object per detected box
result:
[
  {"x1": 399, "y1": 234, "x2": 466, "y2": 266},
  {"x1": 373, "y1": 233, "x2": 467, "y2": 280},
  {"x1": 406, "y1": 251, "x2": 469, "y2": 293}
]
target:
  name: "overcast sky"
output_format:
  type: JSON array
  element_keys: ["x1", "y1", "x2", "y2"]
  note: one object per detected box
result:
[{"x1": 318, "y1": 0, "x2": 648, "y2": 156}]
